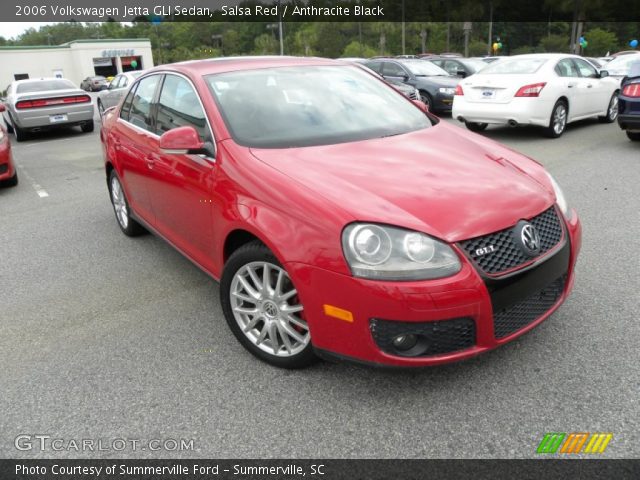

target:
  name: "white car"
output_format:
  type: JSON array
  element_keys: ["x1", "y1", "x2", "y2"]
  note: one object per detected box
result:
[{"x1": 452, "y1": 53, "x2": 621, "y2": 138}]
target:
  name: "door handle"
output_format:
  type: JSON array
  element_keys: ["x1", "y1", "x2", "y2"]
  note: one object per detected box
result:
[{"x1": 568, "y1": 83, "x2": 576, "y2": 88}]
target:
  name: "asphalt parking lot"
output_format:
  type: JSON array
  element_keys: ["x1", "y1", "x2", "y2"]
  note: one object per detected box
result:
[{"x1": 1, "y1": 105, "x2": 639, "y2": 459}]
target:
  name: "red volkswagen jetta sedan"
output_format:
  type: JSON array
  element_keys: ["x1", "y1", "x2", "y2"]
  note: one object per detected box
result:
[
  {"x1": 100, "y1": 57, "x2": 581, "y2": 369},
  {"x1": 0, "y1": 105, "x2": 18, "y2": 187}
]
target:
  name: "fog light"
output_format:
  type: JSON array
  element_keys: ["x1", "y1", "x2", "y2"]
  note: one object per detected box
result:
[{"x1": 392, "y1": 334, "x2": 418, "y2": 351}]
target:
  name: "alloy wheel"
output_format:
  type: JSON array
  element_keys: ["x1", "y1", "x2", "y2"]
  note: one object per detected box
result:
[
  {"x1": 110, "y1": 176, "x2": 129, "y2": 229},
  {"x1": 553, "y1": 104, "x2": 567, "y2": 135},
  {"x1": 229, "y1": 261, "x2": 309, "y2": 357},
  {"x1": 608, "y1": 95, "x2": 619, "y2": 121}
]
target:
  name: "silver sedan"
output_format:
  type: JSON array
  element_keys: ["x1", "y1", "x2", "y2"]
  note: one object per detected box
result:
[
  {"x1": 2, "y1": 78, "x2": 94, "y2": 142},
  {"x1": 96, "y1": 71, "x2": 144, "y2": 115}
]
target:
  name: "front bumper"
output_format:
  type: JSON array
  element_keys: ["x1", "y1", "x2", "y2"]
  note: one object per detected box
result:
[
  {"x1": 286, "y1": 210, "x2": 581, "y2": 367},
  {"x1": 0, "y1": 140, "x2": 15, "y2": 181},
  {"x1": 452, "y1": 97, "x2": 554, "y2": 127}
]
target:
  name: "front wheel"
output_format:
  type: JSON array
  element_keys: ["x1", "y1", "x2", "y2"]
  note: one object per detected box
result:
[
  {"x1": 465, "y1": 122, "x2": 488, "y2": 132},
  {"x1": 627, "y1": 131, "x2": 640, "y2": 141},
  {"x1": 420, "y1": 92, "x2": 433, "y2": 112},
  {"x1": 599, "y1": 93, "x2": 619, "y2": 123},
  {"x1": 543, "y1": 101, "x2": 568, "y2": 138},
  {"x1": 221, "y1": 241, "x2": 316, "y2": 369}
]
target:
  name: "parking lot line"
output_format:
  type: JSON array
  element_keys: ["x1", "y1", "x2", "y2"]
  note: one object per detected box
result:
[{"x1": 16, "y1": 165, "x2": 49, "y2": 198}]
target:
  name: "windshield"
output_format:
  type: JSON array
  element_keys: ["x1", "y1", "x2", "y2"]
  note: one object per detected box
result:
[
  {"x1": 479, "y1": 58, "x2": 547, "y2": 74},
  {"x1": 461, "y1": 59, "x2": 489, "y2": 73},
  {"x1": 606, "y1": 54, "x2": 640, "y2": 75},
  {"x1": 205, "y1": 65, "x2": 432, "y2": 148},
  {"x1": 398, "y1": 60, "x2": 450, "y2": 76},
  {"x1": 16, "y1": 79, "x2": 76, "y2": 93}
]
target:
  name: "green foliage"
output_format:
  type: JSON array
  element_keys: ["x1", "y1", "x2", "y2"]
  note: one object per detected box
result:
[
  {"x1": 342, "y1": 41, "x2": 378, "y2": 59},
  {"x1": 539, "y1": 34, "x2": 570, "y2": 53},
  {"x1": 582, "y1": 28, "x2": 618, "y2": 56},
  {"x1": 2, "y1": 20, "x2": 634, "y2": 62}
]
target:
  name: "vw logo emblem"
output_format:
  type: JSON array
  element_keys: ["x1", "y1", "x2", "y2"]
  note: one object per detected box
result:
[{"x1": 519, "y1": 223, "x2": 541, "y2": 256}]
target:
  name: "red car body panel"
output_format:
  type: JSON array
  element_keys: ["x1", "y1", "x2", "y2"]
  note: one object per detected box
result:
[
  {"x1": 100, "y1": 57, "x2": 582, "y2": 367},
  {"x1": 0, "y1": 126, "x2": 16, "y2": 182}
]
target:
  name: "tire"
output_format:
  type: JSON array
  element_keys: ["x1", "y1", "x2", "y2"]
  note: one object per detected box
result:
[
  {"x1": 97, "y1": 100, "x2": 105, "y2": 116},
  {"x1": 108, "y1": 170, "x2": 146, "y2": 237},
  {"x1": 420, "y1": 92, "x2": 433, "y2": 112},
  {"x1": 220, "y1": 241, "x2": 317, "y2": 369},
  {"x1": 598, "y1": 92, "x2": 619, "y2": 123},
  {"x1": 627, "y1": 131, "x2": 640, "y2": 141},
  {"x1": 543, "y1": 100, "x2": 568, "y2": 138},
  {"x1": 81, "y1": 120, "x2": 94, "y2": 133},
  {"x1": 5, "y1": 117, "x2": 14, "y2": 134},
  {"x1": 14, "y1": 124, "x2": 27, "y2": 142},
  {"x1": 465, "y1": 122, "x2": 488, "y2": 132},
  {"x1": 1, "y1": 172, "x2": 18, "y2": 187}
]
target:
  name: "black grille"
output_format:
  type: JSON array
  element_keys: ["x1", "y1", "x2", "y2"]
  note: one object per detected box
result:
[
  {"x1": 370, "y1": 317, "x2": 475, "y2": 357},
  {"x1": 493, "y1": 276, "x2": 565, "y2": 339},
  {"x1": 460, "y1": 207, "x2": 563, "y2": 275}
]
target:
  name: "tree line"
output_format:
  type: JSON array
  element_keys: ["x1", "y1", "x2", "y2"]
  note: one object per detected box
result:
[{"x1": 1, "y1": 20, "x2": 637, "y2": 62}]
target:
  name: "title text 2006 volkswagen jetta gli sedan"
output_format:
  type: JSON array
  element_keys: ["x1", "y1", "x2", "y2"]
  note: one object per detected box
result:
[{"x1": 100, "y1": 57, "x2": 581, "y2": 369}]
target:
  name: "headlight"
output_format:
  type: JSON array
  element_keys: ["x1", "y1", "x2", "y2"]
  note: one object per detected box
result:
[
  {"x1": 546, "y1": 172, "x2": 571, "y2": 219},
  {"x1": 342, "y1": 223, "x2": 461, "y2": 281},
  {"x1": 438, "y1": 87, "x2": 456, "y2": 95}
]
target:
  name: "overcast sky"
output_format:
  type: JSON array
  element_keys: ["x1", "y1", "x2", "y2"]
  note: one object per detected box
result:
[{"x1": 1, "y1": 22, "x2": 56, "y2": 40}]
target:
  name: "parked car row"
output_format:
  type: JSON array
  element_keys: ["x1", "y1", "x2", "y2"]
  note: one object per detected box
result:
[{"x1": 81, "y1": 76, "x2": 108, "y2": 91}]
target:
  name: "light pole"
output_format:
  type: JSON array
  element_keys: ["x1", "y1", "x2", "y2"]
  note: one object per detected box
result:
[
  {"x1": 401, "y1": 0, "x2": 405, "y2": 55},
  {"x1": 277, "y1": 0, "x2": 284, "y2": 55}
]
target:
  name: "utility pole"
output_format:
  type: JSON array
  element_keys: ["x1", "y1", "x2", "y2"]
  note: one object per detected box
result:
[
  {"x1": 463, "y1": 22, "x2": 472, "y2": 57},
  {"x1": 401, "y1": 0, "x2": 406, "y2": 55},
  {"x1": 487, "y1": 1, "x2": 493, "y2": 55},
  {"x1": 278, "y1": 0, "x2": 284, "y2": 55}
]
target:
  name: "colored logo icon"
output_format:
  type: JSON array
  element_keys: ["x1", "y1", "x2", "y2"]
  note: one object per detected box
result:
[{"x1": 537, "y1": 433, "x2": 613, "y2": 454}]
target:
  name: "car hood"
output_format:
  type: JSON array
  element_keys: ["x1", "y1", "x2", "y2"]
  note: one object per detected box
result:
[
  {"x1": 416, "y1": 76, "x2": 460, "y2": 88},
  {"x1": 249, "y1": 121, "x2": 555, "y2": 242}
]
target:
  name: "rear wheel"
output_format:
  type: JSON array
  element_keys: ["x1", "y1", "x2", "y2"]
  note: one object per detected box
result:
[
  {"x1": 5, "y1": 117, "x2": 14, "y2": 134},
  {"x1": 543, "y1": 100, "x2": 568, "y2": 138},
  {"x1": 108, "y1": 170, "x2": 146, "y2": 236},
  {"x1": 14, "y1": 125, "x2": 27, "y2": 142},
  {"x1": 465, "y1": 122, "x2": 488, "y2": 132},
  {"x1": 97, "y1": 100, "x2": 105, "y2": 116},
  {"x1": 221, "y1": 241, "x2": 317, "y2": 369},
  {"x1": 627, "y1": 131, "x2": 640, "y2": 141},
  {"x1": 81, "y1": 120, "x2": 94, "y2": 133},
  {"x1": 598, "y1": 92, "x2": 619, "y2": 123}
]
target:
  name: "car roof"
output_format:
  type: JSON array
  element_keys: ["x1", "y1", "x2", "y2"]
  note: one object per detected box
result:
[{"x1": 146, "y1": 56, "x2": 345, "y2": 77}]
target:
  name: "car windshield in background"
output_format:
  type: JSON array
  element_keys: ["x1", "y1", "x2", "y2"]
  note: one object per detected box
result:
[
  {"x1": 461, "y1": 59, "x2": 489, "y2": 72},
  {"x1": 130, "y1": 72, "x2": 143, "y2": 79},
  {"x1": 399, "y1": 60, "x2": 449, "y2": 76},
  {"x1": 16, "y1": 79, "x2": 76, "y2": 93},
  {"x1": 606, "y1": 55, "x2": 640, "y2": 76},
  {"x1": 479, "y1": 58, "x2": 548, "y2": 74},
  {"x1": 205, "y1": 65, "x2": 432, "y2": 148}
]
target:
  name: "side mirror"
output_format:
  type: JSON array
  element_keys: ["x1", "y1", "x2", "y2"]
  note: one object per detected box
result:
[
  {"x1": 599, "y1": 70, "x2": 609, "y2": 78},
  {"x1": 412, "y1": 99, "x2": 428, "y2": 112},
  {"x1": 403, "y1": 74, "x2": 410, "y2": 82},
  {"x1": 160, "y1": 126, "x2": 210, "y2": 155},
  {"x1": 0, "y1": 104, "x2": 5, "y2": 113}
]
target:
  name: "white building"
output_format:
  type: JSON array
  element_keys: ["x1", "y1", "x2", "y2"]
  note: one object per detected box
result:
[{"x1": 0, "y1": 38, "x2": 154, "y2": 90}]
